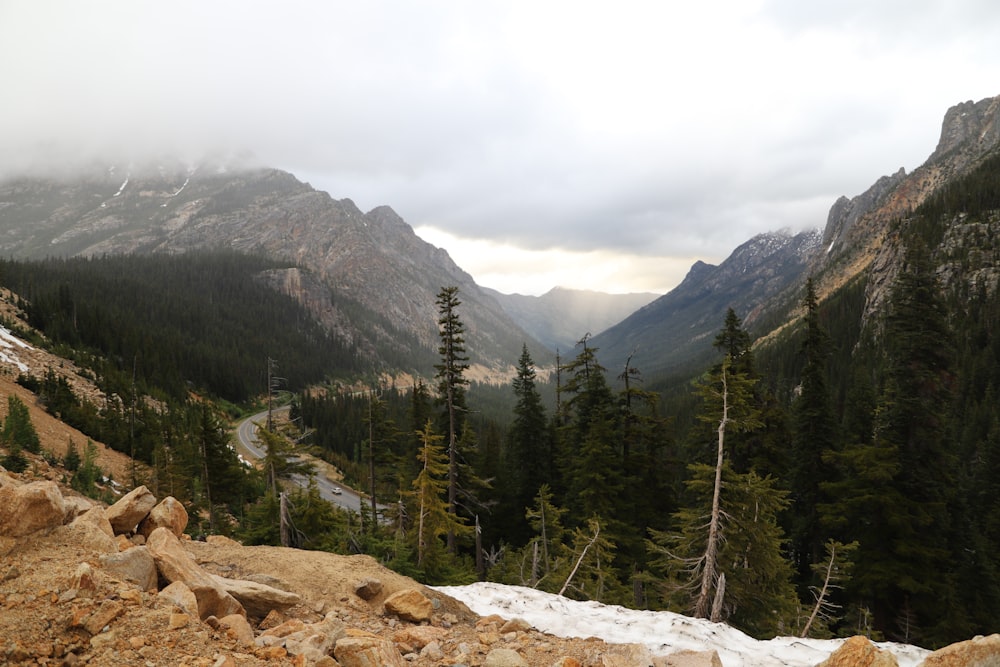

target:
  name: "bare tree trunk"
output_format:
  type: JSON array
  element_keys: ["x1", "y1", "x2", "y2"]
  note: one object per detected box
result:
[
  {"x1": 802, "y1": 542, "x2": 837, "y2": 637},
  {"x1": 695, "y1": 362, "x2": 729, "y2": 618},
  {"x1": 710, "y1": 572, "x2": 726, "y2": 622},
  {"x1": 559, "y1": 522, "x2": 600, "y2": 597},
  {"x1": 279, "y1": 491, "x2": 291, "y2": 547}
]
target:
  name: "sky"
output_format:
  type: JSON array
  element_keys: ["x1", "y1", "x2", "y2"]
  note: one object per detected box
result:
[
  {"x1": 1, "y1": 1, "x2": 998, "y2": 295},
  {"x1": 437, "y1": 582, "x2": 931, "y2": 667}
]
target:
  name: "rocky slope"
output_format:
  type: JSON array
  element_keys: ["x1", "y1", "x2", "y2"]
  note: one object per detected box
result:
[
  {"x1": 0, "y1": 164, "x2": 547, "y2": 375},
  {"x1": 591, "y1": 229, "x2": 822, "y2": 376},
  {"x1": 591, "y1": 94, "x2": 1000, "y2": 378},
  {"x1": 814, "y1": 95, "x2": 1000, "y2": 320}
]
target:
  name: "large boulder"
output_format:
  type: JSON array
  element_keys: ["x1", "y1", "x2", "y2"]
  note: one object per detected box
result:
[
  {"x1": 146, "y1": 527, "x2": 245, "y2": 620},
  {"x1": 211, "y1": 574, "x2": 302, "y2": 618},
  {"x1": 100, "y1": 545, "x2": 158, "y2": 591},
  {"x1": 0, "y1": 480, "x2": 68, "y2": 537},
  {"x1": 105, "y1": 485, "x2": 157, "y2": 535},
  {"x1": 158, "y1": 581, "x2": 199, "y2": 617},
  {"x1": 818, "y1": 636, "x2": 899, "y2": 667},
  {"x1": 138, "y1": 496, "x2": 188, "y2": 538},
  {"x1": 383, "y1": 588, "x2": 433, "y2": 623},
  {"x1": 334, "y1": 636, "x2": 406, "y2": 667},
  {"x1": 919, "y1": 634, "x2": 1000, "y2": 667}
]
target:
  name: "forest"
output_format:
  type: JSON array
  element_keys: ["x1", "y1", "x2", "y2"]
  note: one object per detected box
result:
[{"x1": 1, "y1": 154, "x2": 998, "y2": 650}]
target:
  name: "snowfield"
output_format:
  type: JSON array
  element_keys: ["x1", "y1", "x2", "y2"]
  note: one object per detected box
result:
[{"x1": 435, "y1": 582, "x2": 930, "y2": 667}]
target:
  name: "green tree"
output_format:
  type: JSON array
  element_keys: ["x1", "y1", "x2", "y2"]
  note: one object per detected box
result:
[
  {"x1": 789, "y1": 277, "x2": 837, "y2": 586},
  {"x1": 821, "y1": 240, "x2": 957, "y2": 643},
  {"x1": 410, "y1": 420, "x2": 468, "y2": 576},
  {"x1": 256, "y1": 423, "x2": 313, "y2": 495},
  {"x1": 434, "y1": 286, "x2": 470, "y2": 553},
  {"x1": 3, "y1": 394, "x2": 41, "y2": 454},
  {"x1": 693, "y1": 354, "x2": 762, "y2": 619},
  {"x1": 504, "y1": 344, "x2": 550, "y2": 542},
  {"x1": 648, "y1": 461, "x2": 797, "y2": 637}
]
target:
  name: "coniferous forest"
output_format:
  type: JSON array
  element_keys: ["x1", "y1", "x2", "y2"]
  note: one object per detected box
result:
[{"x1": 2, "y1": 155, "x2": 999, "y2": 650}]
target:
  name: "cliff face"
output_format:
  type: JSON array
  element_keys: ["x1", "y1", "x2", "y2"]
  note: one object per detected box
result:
[{"x1": 815, "y1": 95, "x2": 1000, "y2": 321}]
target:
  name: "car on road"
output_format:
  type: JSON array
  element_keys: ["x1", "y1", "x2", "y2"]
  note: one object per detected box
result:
[{"x1": 332, "y1": 486, "x2": 342, "y2": 494}]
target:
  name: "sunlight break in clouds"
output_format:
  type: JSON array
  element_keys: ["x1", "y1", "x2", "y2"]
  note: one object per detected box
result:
[{"x1": 415, "y1": 226, "x2": 696, "y2": 296}]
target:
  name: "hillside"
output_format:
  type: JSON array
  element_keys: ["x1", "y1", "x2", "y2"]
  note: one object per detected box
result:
[
  {"x1": 588, "y1": 95, "x2": 1000, "y2": 381},
  {"x1": 0, "y1": 164, "x2": 548, "y2": 377},
  {"x1": 591, "y1": 229, "x2": 821, "y2": 377}
]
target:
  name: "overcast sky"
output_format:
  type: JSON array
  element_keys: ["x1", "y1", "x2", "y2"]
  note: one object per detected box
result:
[{"x1": 2, "y1": 1, "x2": 998, "y2": 295}]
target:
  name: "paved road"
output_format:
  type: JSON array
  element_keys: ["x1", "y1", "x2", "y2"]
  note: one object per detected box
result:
[{"x1": 234, "y1": 407, "x2": 369, "y2": 514}]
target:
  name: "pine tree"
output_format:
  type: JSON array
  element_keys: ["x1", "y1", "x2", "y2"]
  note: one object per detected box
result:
[
  {"x1": 789, "y1": 277, "x2": 837, "y2": 586},
  {"x1": 504, "y1": 344, "x2": 550, "y2": 542},
  {"x1": 821, "y1": 239, "x2": 957, "y2": 642},
  {"x1": 2, "y1": 394, "x2": 41, "y2": 454},
  {"x1": 434, "y1": 286, "x2": 470, "y2": 553},
  {"x1": 648, "y1": 460, "x2": 797, "y2": 637},
  {"x1": 410, "y1": 420, "x2": 468, "y2": 576}
]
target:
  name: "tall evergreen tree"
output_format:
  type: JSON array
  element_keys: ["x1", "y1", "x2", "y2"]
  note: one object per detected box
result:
[
  {"x1": 822, "y1": 239, "x2": 957, "y2": 643},
  {"x1": 410, "y1": 419, "x2": 468, "y2": 577},
  {"x1": 504, "y1": 344, "x2": 550, "y2": 542},
  {"x1": 789, "y1": 277, "x2": 837, "y2": 587},
  {"x1": 434, "y1": 286, "x2": 470, "y2": 553}
]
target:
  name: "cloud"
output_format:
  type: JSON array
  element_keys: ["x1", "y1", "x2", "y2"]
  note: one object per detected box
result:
[{"x1": 2, "y1": 0, "x2": 998, "y2": 294}]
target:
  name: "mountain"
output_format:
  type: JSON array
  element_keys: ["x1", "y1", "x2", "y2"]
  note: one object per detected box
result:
[
  {"x1": 591, "y1": 228, "x2": 822, "y2": 376},
  {"x1": 591, "y1": 95, "x2": 1000, "y2": 379},
  {"x1": 0, "y1": 163, "x2": 548, "y2": 378},
  {"x1": 483, "y1": 286, "x2": 659, "y2": 352}
]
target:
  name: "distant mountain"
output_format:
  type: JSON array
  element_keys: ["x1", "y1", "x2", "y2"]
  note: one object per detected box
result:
[
  {"x1": 0, "y1": 162, "x2": 548, "y2": 378},
  {"x1": 591, "y1": 95, "x2": 1000, "y2": 380},
  {"x1": 483, "y1": 286, "x2": 659, "y2": 352},
  {"x1": 591, "y1": 229, "x2": 822, "y2": 376}
]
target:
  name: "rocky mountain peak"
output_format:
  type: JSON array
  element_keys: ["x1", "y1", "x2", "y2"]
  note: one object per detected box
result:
[{"x1": 929, "y1": 96, "x2": 1000, "y2": 164}]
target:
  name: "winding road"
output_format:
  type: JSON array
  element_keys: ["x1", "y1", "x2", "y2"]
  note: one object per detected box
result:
[{"x1": 234, "y1": 407, "x2": 369, "y2": 514}]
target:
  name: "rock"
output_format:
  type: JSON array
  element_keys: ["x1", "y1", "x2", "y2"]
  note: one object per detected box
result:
[
  {"x1": 100, "y1": 546, "x2": 158, "y2": 591},
  {"x1": 919, "y1": 633, "x2": 1000, "y2": 666},
  {"x1": 168, "y1": 612, "x2": 191, "y2": 629},
  {"x1": 158, "y1": 581, "x2": 199, "y2": 617},
  {"x1": 355, "y1": 577, "x2": 383, "y2": 600},
  {"x1": 485, "y1": 648, "x2": 529, "y2": 667},
  {"x1": 602, "y1": 643, "x2": 656, "y2": 667},
  {"x1": 63, "y1": 494, "x2": 96, "y2": 518},
  {"x1": 146, "y1": 527, "x2": 245, "y2": 620},
  {"x1": 552, "y1": 658, "x2": 583, "y2": 667},
  {"x1": 73, "y1": 562, "x2": 97, "y2": 594},
  {"x1": 73, "y1": 506, "x2": 114, "y2": 537},
  {"x1": 105, "y1": 485, "x2": 156, "y2": 535},
  {"x1": 138, "y1": 496, "x2": 188, "y2": 538},
  {"x1": 219, "y1": 613, "x2": 255, "y2": 647},
  {"x1": 335, "y1": 636, "x2": 407, "y2": 667},
  {"x1": 818, "y1": 636, "x2": 899, "y2": 667},
  {"x1": 210, "y1": 574, "x2": 302, "y2": 618},
  {"x1": 260, "y1": 618, "x2": 309, "y2": 639},
  {"x1": 384, "y1": 588, "x2": 433, "y2": 623},
  {"x1": 393, "y1": 625, "x2": 447, "y2": 650},
  {"x1": 62, "y1": 518, "x2": 118, "y2": 554},
  {"x1": 500, "y1": 617, "x2": 533, "y2": 634},
  {"x1": 83, "y1": 599, "x2": 125, "y2": 635},
  {"x1": 657, "y1": 650, "x2": 723, "y2": 667},
  {"x1": 0, "y1": 480, "x2": 69, "y2": 536}
]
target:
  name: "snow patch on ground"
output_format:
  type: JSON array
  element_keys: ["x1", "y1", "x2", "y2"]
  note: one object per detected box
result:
[
  {"x1": 435, "y1": 582, "x2": 930, "y2": 667},
  {"x1": 0, "y1": 326, "x2": 31, "y2": 372}
]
